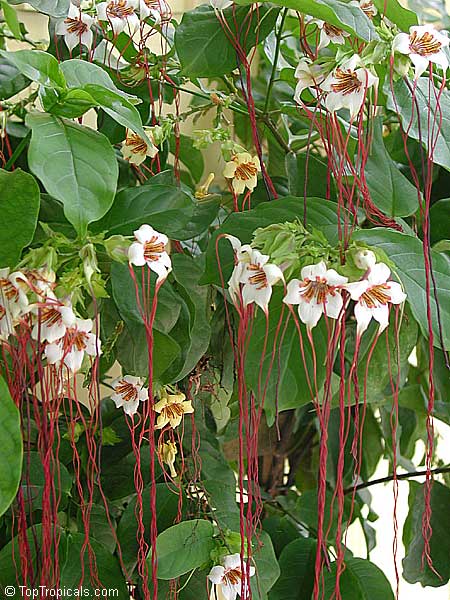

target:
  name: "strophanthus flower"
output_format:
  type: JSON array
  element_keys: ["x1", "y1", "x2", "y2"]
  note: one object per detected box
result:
[
  {"x1": 306, "y1": 17, "x2": 350, "y2": 51},
  {"x1": 121, "y1": 127, "x2": 158, "y2": 165},
  {"x1": 238, "y1": 249, "x2": 284, "y2": 314},
  {"x1": 55, "y1": 4, "x2": 95, "y2": 51},
  {"x1": 0, "y1": 268, "x2": 29, "y2": 319},
  {"x1": 223, "y1": 235, "x2": 253, "y2": 303},
  {"x1": 154, "y1": 390, "x2": 194, "y2": 429},
  {"x1": 223, "y1": 153, "x2": 261, "y2": 195},
  {"x1": 345, "y1": 262, "x2": 407, "y2": 336},
  {"x1": 210, "y1": 0, "x2": 233, "y2": 10},
  {"x1": 321, "y1": 54, "x2": 378, "y2": 120},
  {"x1": 350, "y1": 0, "x2": 377, "y2": 19},
  {"x1": 139, "y1": 0, "x2": 170, "y2": 21},
  {"x1": 96, "y1": 0, "x2": 140, "y2": 35},
  {"x1": 294, "y1": 58, "x2": 326, "y2": 104},
  {"x1": 128, "y1": 224, "x2": 172, "y2": 282},
  {"x1": 159, "y1": 440, "x2": 178, "y2": 478},
  {"x1": 31, "y1": 297, "x2": 77, "y2": 343},
  {"x1": 111, "y1": 375, "x2": 148, "y2": 416},
  {"x1": 45, "y1": 317, "x2": 102, "y2": 372},
  {"x1": 392, "y1": 25, "x2": 449, "y2": 79},
  {"x1": 208, "y1": 554, "x2": 255, "y2": 600},
  {"x1": 283, "y1": 261, "x2": 348, "y2": 329}
]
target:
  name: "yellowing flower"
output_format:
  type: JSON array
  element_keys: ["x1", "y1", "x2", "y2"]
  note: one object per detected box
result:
[
  {"x1": 121, "y1": 128, "x2": 159, "y2": 166},
  {"x1": 195, "y1": 173, "x2": 215, "y2": 200},
  {"x1": 154, "y1": 391, "x2": 194, "y2": 429},
  {"x1": 223, "y1": 153, "x2": 261, "y2": 195},
  {"x1": 159, "y1": 440, "x2": 178, "y2": 478}
]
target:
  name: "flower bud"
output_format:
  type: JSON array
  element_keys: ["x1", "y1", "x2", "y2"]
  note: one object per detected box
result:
[{"x1": 354, "y1": 248, "x2": 376, "y2": 270}]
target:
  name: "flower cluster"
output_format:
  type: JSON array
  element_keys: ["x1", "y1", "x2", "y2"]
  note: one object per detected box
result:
[
  {"x1": 226, "y1": 238, "x2": 406, "y2": 335},
  {"x1": 56, "y1": 0, "x2": 171, "y2": 51},
  {"x1": 0, "y1": 267, "x2": 102, "y2": 372}
]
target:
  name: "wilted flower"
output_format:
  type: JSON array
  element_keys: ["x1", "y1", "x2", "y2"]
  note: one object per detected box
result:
[
  {"x1": 283, "y1": 261, "x2": 347, "y2": 329},
  {"x1": 345, "y1": 262, "x2": 407, "y2": 335},
  {"x1": 321, "y1": 54, "x2": 378, "y2": 119},
  {"x1": 121, "y1": 127, "x2": 159, "y2": 165},
  {"x1": 195, "y1": 173, "x2": 215, "y2": 200},
  {"x1": 154, "y1": 390, "x2": 194, "y2": 429},
  {"x1": 55, "y1": 4, "x2": 94, "y2": 51},
  {"x1": 45, "y1": 318, "x2": 101, "y2": 372},
  {"x1": 223, "y1": 153, "x2": 261, "y2": 195},
  {"x1": 392, "y1": 25, "x2": 449, "y2": 79},
  {"x1": 111, "y1": 375, "x2": 148, "y2": 416},
  {"x1": 208, "y1": 554, "x2": 255, "y2": 600},
  {"x1": 128, "y1": 224, "x2": 172, "y2": 282},
  {"x1": 96, "y1": 0, "x2": 140, "y2": 35},
  {"x1": 238, "y1": 249, "x2": 284, "y2": 314},
  {"x1": 159, "y1": 440, "x2": 178, "y2": 478}
]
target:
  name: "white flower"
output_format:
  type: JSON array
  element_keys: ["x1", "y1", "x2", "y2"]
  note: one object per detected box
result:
[
  {"x1": 393, "y1": 25, "x2": 449, "y2": 79},
  {"x1": 0, "y1": 268, "x2": 29, "y2": 320},
  {"x1": 283, "y1": 261, "x2": 347, "y2": 329},
  {"x1": 294, "y1": 58, "x2": 326, "y2": 104},
  {"x1": 223, "y1": 235, "x2": 253, "y2": 303},
  {"x1": 111, "y1": 375, "x2": 148, "y2": 416},
  {"x1": 307, "y1": 18, "x2": 350, "y2": 51},
  {"x1": 32, "y1": 298, "x2": 77, "y2": 343},
  {"x1": 223, "y1": 153, "x2": 261, "y2": 196},
  {"x1": 97, "y1": 0, "x2": 140, "y2": 35},
  {"x1": 345, "y1": 262, "x2": 407, "y2": 336},
  {"x1": 321, "y1": 54, "x2": 378, "y2": 120},
  {"x1": 349, "y1": 0, "x2": 377, "y2": 19},
  {"x1": 55, "y1": 4, "x2": 94, "y2": 51},
  {"x1": 238, "y1": 249, "x2": 284, "y2": 314},
  {"x1": 210, "y1": 0, "x2": 233, "y2": 9},
  {"x1": 0, "y1": 302, "x2": 14, "y2": 340},
  {"x1": 208, "y1": 554, "x2": 255, "y2": 600},
  {"x1": 139, "y1": 0, "x2": 170, "y2": 21},
  {"x1": 154, "y1": 391, "x2": 194, "y2": 429},
  {"x1": 45, "y1": 318, "x2": 101, "y2": 372},
  {"x1": 121, "y1": 127, "x2": 158, "y2": 165},
  {"x1": 128, "y1": 224, "x2": 172, "y2": 282},
  {"x1": 354, "y1": 248, "x2": 376, "y2": 270}
]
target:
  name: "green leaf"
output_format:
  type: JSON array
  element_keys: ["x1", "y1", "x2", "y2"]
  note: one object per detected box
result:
[
  {"x1": 353, "y1": 228, "x2": 450, "y2": 350},
  {"x1": 202, "y1": 196, "x2": 342, "y2": 286},
  {"x1": 61, "y1": 534, "x2": 128, "y2": 594},
  {"x1": 245, "y1": 288, "x2": 327, "y2": 426},
  {"x1": 252, "y1": 530, "x2": 281, "y2": 599},
  {"x1": 203, "y1": 479, "x2": 240, "y2": 530},
  {"x1": 175, "y1": 5, "x2": 280, "y2": 78},
  {"x1": 285, "y1": 152, "x2": 335, "y2": 200},
  {"x1": 234, "y1": 0, "x2": 377, "y2": 42},
  {"x1": 95, "y1": 182, "x2": 194, "y2": 239},
  {"x1": 0, "y1": 376, "x2": 22, "y2": 517},
  {"x1": 323, "y1": 557, "x2": 394, "y2": 599},
  {"x1": 403, "y1": 481, "x2": 450, "y2": 586},
  {"x1": 21, "y1": 451, "x2": 72, "y2": 511},
  {"x1": 430, "y1": 198, "x2": 450, "y2": 244},
  {"x1": 170, "y1": 134, "x2": 204, "y2": 183},
  {"x1": 0, "y1": 168, "x2": 40, "y2": 266},
  {"x1": 269, "y1": 537, "x2": 316, "y2": 600},
  {"x1": 60, "y1": 59, "x2": 134, "y2": 98},
  {"x1": 156, "y1": 519, "x2": 215, "y2": 579},
  {"x1": 0, "y1": 50, "x2": 66, "y2": 90},
  {"x1": 8, "y1": 0, "x2": 69, "y2": 17},
  {"x1": 372, "y1": 0, "x2": 417, "y2": 29},
  {"x1": 26, "y1": 112, "x2": 118, "y2": 236},
  {"x1": 117, "y1": 483, "x2": 182, "y2": 573},
  {"x1": 0, "y1": 56, "x2": 29, "y2": 100},
  {"x1": 0, "y1": 1, "x2": 22, "y2": 39},
  {"x1": 387, "y1": 78, "x2": 450, "y2": 172},
  {"x1": 40, "y1": 86, "x2": 97, "y2": 119},
  {"x1": 365, "y1": 119, "x2": 418, "y2": 217}
]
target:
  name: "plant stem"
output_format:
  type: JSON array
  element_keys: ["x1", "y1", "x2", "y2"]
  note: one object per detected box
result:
[
  {"x1": 344, "y1": 465, "x2": 450, "y2": 495},
  {"x1": 4, "y1": 131, "x2": 31, "y2": 171}
]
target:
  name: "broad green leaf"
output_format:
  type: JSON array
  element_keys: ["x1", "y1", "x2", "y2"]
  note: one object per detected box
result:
[
  {"x1": 245, "y1": 289, "x2": 327, "y2": 426},
  {"x1": 0, "y1": 56, "x2": 29, "y2": 100},
  {"x1": 365, "y1": 119, "x2": 419, "y2": 217},
  {"x1": 0, "y1": 49, "x2": 66, "y2": 90},
  {"x1": 0, "y1": 376, "x2": 22, "y2": 517},
  {"x1": 403, "y1": 481, "x2": 450, "y2": 586},
  {"x1": 60, "y1": 59, "x2": 135, "y2": 98},
  {"x1": 0, "y1": 1, "x2": 22, "y2": 39},
  {"x1": 202, "y1": 196, "x2": 342, "y2": 286},
  {"x1": 61, "y1": 534, "x2": 128, "y2": 594},
  {"x1": 156, "y1": 519, "x2": 215, "y2": 579},
  {"x1": 353, "y1": 228, "x2": 450, "y2": 350},
  {"x1": 40, "y1": 86, "x2": 97, "y2": 119},
  {"x1": 21, "y1": 451, "x2": 72, "y2": 511},
  {"x1": 269, "y1": 537, "x2": 316, "y2": 600},
  {"x1": 170, "y1": 134, "x2": 204, "y2": 183},
  {"x1": 387, "y1": 78, "x2": 450, "y2": 172},
  {"x1": 203, "y1": 479, "x2": 240, "y2": 530},
  {"x1": 8, "y1": 0, "x2": 69, "y2": 17},
  {"x1": 234, "y1": 0, "x2": 377, "y2": 42},
  {"x1": 0, "y1": 169, "x2": 40, "y2": 266},
  {"x1": 175, "y1": 5, "x2": 280, "y2": 78},
  {"x1": 79, "y1": 504, "x2": 116, "y2": 553},
  {"x1": 323, "y1": 557, "x2": 394, "y2": 599},
  {"x1": 95, "y1": 182, "x2": 194, "y2": 239},
  {"x1": 117, "y1": 483, "x2": 181, "y2": 573},
  {"x1": 372, "y1": 0, "x2": 417, "y2": 29},
  {"x1": 430, "y1": 198, "x2": 450, "y2": 244},
  {"x1": 286, "y1": 152, "x2": 335, "y2": 200},
  {"x1": 26, "y1": 112, "x2": 118, "y2": 236},
  {"x1": 252, "y1": 530, "x2": 281, "y2": 599}
]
